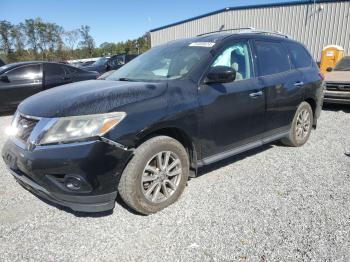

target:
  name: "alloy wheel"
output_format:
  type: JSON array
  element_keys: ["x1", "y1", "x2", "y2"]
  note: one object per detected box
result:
[
  {"x1": 295, "y1": 109, "x2": 311, "y2": 142},
  {"x1": 141, "y1": 151, "x2": 182, "y2": 203}
]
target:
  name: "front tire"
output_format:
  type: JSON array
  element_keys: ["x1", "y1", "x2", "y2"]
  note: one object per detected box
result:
[
  {"x1": 281, "y1": 102, "x2": 313, "y2": 147},
  {"x1": 118, "y1": 136, "x2": 189, "y2": 215}
]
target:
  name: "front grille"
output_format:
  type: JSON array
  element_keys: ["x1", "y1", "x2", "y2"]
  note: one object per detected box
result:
[
  {"x1": 326, "y1": 82, "x2": 350, "y2": 92},
  {"x1": 15, "y1": 115, "x2": 39, "y2": 142}
]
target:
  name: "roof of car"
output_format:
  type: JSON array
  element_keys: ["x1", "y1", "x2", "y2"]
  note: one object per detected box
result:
[
  {"x1": 163, "y1": 33, "x2": 235, "y2": 47},
  {"x1": 0, "y1": 61, "x2": 79, "y2": 75},
  {"x1": 195, "y1": 33, "x2": 233, "y2": 42},
  {"x1": 5, "y1": 61, "x2": 42, "y2": 67},
  {"x1": 165, "y1": 32, "x2": 298, "y2": 49}
]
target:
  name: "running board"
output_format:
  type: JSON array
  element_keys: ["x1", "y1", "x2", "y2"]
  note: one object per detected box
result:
[{"x1": 197, "y1": 131, "x2": 289, "y2": 167}]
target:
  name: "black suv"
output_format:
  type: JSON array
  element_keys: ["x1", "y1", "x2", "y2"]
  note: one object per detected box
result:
[{"x1": 2, "y1": 30, "x2": 324, "y2": 214}]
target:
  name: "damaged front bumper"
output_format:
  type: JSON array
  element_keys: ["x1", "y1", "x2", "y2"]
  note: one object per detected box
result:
[{"x1": 2, "y1": 137, "x2": 133, "y2": 212}]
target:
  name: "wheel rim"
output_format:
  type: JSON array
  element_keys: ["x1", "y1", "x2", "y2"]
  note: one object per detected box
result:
[
  {"x1": 141, "y1": 151, "x2": 182, "y2": 204},
  {"x1": 295, "y1": 108, "x2": 311, "y2": 142}
]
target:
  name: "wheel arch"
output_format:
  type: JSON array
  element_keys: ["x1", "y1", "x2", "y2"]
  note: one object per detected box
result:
[
  {"x1": 135, "y1": 127, "x2": 199, "y2": 177},
  {"x1": 304, "y1": 97, "x2": 317, "y2": 127}
]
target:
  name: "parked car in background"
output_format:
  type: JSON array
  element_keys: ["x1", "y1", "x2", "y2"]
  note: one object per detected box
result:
[
  {"x1": 70, "y1": 61, "x2": 84, "y2": 67},
  {"x1": 0, "y1": 58, "x2": 5, "y2": 67},
  {"x1": 2, "y1": 31, "x2": 323, "y2": 215},
  {"x1": 0, "y1": 61, "x2": 99, "y2": 112},
  {"x1": 107, "y1": 53, "x2": 138, "y2": 71},
  {"x1": 324, "y1": 56, "x2": 350, "y2": 104},
  {"x1": 97, "y1": 70, "x2": 116, "y2": 80},
  {"x1": 82, "y1": 57, "x2": 110, "y2": 73},
  {"x1": 83, "y1": 54, "x2": 138, "y2": 74},
  {"x1": 78, "y1": 60, "x2": 95, "y2": 67}
]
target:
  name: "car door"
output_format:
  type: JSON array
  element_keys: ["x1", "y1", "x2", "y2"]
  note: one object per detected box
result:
[
  {"x1": 44, "y1": 63, "x2": 70, "y2": 89},
  {"x1": 0, "y1": 64, "x2": 43, "y2": 108},
  {"x1": 284, "y1": 41, "x2": 322, "y2": 107},
  {"x1": 253, "y1": 40, "x2": 304, "y2": 135},
  {"x1": 198, "y1": 40, "x2": 266, "y2": 159}
]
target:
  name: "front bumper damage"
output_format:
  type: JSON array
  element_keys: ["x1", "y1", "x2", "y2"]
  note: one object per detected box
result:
[{"x1": 2, "y1": 137, "x2": 133, "y2": 212}]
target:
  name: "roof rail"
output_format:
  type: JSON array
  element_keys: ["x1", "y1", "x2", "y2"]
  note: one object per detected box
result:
[
  {"x1": 197, "y1": 28, "x2": 291, "y2": 39},
  {"x1": 197, "y1": 27, "x2": 255, "y2": 37},
  {"x1": 247, "y1": 29, "x2": 290, "y2": 39}
]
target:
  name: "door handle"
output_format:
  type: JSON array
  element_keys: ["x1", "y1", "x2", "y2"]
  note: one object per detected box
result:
[
  {"x1": 294, "y1": 81, "x2": 304, "y2": 87},
  {"x1": 249, "y1": 91, "x2": 263, "y2": 98}
]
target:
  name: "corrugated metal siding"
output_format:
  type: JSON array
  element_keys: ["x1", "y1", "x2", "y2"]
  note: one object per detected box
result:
[{"x1": 150, "y1": 2, "x2": 350, "y2": 60}]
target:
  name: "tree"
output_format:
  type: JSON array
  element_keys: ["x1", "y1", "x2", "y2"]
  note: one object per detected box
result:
[
  {"x1": 23, "y1": 18, "x2": 39, "y2": 58},
  {"x1": 65, "y1": 29, "x2": 80, "y2": 51},
  {"x1": 0, "y1": 20, "x2": 13, "y2": 56},
  {"x1": 10, "y1": 24, "x2": 25, "y2": 52},
  {"x1": 79, "y1": 25, "x2": 94, "y2": 57},
  {"x1": 0, "y1": 18, "x2": 151, "y2": 62}
]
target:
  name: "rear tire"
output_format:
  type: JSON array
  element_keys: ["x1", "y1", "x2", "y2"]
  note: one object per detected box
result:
[
  {"x1": 281, "y1": 102, "x2": 313, "y2": 147},
  {"x1": 118, "y1": 136, "x2": 189, "y2": 215}
]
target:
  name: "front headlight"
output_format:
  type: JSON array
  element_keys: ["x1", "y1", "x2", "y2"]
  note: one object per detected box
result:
[{"x1": 39, "y1": 112, "x2": 126, "y2": 145}]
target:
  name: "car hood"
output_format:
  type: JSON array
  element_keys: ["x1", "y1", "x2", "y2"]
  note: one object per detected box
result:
[
  {"x1": 18, "y1": 80, "x2": 167, "y2": 118},
  {"x1": 325, "y1": 71, "x2": 350, "y2": 83}
]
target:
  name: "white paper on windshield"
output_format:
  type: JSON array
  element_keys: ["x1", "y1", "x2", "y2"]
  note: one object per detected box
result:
[{"x1": 189, "y1": 42, "x2": 216, "y2": 48}]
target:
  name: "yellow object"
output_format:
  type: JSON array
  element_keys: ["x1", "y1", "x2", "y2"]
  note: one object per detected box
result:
[{"x1": 320, "y1": 45, "x2": 344, "y2": 74}]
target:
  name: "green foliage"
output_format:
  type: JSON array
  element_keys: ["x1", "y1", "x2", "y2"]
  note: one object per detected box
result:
[{"x1": 0, "y1": 18, "x2": 151, "y2": 63}]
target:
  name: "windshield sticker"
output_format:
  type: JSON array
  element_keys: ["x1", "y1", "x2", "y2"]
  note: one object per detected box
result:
[{"x1": 189, "y1": 42, "x2": 216, "y2": 48}]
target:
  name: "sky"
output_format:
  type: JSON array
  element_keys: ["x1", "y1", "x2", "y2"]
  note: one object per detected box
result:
[{"x1": 1, "y1": 0, "x2": 301, "y2": 46}]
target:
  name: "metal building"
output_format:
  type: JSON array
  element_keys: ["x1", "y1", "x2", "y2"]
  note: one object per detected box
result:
[{"x1": 150, "y1": 0, "x2": 350, "y2": 60}]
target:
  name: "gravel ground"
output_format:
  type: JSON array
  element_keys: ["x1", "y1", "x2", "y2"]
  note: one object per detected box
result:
[{"x1": 0, "y1": 106, "x2": 349, "y2": 262}]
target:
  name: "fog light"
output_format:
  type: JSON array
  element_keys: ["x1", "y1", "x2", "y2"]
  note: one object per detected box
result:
[{"x1": 65, "y1": 177, "x2": 82, "y2": 190}]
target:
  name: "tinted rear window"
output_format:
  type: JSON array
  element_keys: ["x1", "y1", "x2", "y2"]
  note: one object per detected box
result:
[
  {"x1": 45, "y1": 63, "x2": 65, "y2": 76},
  {"x1": 285, "y1": 42, "x2": 313, "y2": 69},
  {"x1": 255, "y1": 41, "x2": 291, "y2": 76},
  {"x1": 64, "y1": 65, "x2": 81, "y2": 74}
]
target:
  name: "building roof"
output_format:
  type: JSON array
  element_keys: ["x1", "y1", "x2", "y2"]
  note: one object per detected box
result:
[{"x1": 150, "y1": 0, "x2": 350, "y2": 32}]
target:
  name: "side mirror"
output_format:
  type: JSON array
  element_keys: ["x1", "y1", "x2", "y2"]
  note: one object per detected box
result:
[
  {"x1": 0, "y1": 75, "x2": 9, "y2": 83},
  {"x1": 326, "y1": 67, "x2": 333, "y2": 72},
  {"x1": 205, "y1": 66, "x2": 236, "y2": 84}
]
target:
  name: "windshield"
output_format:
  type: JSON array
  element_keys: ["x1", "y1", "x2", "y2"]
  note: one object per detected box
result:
[
  {"x1": 92, "y1": 57, "x2": 109, "y2": 66},
  {"x1": 334, "y1": 56, "x2": 350, "y2": 71},
  {"x1": 106, "y1": 43, "x2": 210, "y2": 82}
]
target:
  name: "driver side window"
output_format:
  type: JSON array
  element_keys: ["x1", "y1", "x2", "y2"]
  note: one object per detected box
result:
[{"x1": 211, "y1": 42, "x2": 252, "y2": 81}]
